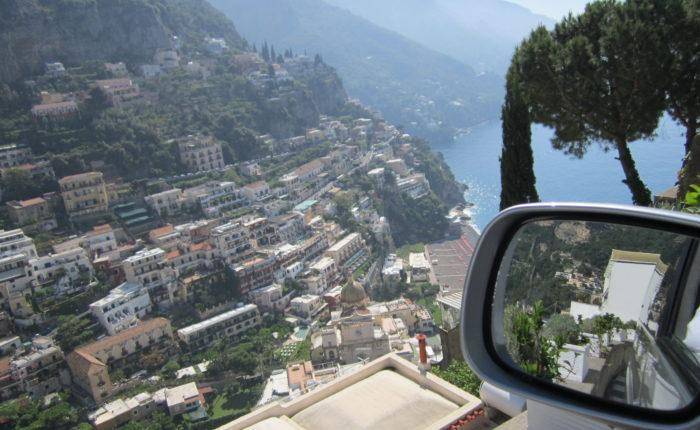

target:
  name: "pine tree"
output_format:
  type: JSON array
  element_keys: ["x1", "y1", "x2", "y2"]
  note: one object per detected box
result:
[
  {"x1": 500, "y1": 70, "x2": 539, "y2": 210},
  {"x1": 663, "y1": 0, "x2": 700, "y2": 197},
  {"x1": 513, "y1": 1, "x2": 670, "y2": 206},
  {"x1": 270, "y1": 45, "x2": 276, "y2": 63},
  {"x1": 277, "y1": 54, "x2": 284, "y2": 64},
  {"x1": 252, "y1": 43, "x2": 257, "y2": 54},
  {"x1": 261, "y1": 41, "x2": 270, "y2": 62}
]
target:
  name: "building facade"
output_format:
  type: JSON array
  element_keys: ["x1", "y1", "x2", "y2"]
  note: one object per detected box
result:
[
  {"x1": 90, "y1": 282, "x2": 152, "y2": 335},
  {"x1": 58, "y1": 172, "x2": 109, "y2": 219},
  {"x1": 178, "y1": 135, "x2": 224, "y2": 173},
  {"x1": 177, "y1": 304, "x2": 261, "y2": 350}
]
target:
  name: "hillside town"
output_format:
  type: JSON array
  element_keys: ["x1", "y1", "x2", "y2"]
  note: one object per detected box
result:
[{"x1": 0, "y1": 40, "x2": 486, "y2": 427}]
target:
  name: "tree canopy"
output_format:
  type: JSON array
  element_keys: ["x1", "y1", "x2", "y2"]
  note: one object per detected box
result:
[{"x1": 502, "y1": 0, "x2": 700, "y2": 207}]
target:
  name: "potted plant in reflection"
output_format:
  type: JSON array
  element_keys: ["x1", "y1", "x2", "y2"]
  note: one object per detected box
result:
[
  {"x1": 582, "y1": 313, "x2": 625, "y2": 358},
  {"x1": 503, "y1": 301, "x2": 560, "y2": 381},
  {"x1": 543, "y1": 314, "x2": 590, "y2": 383}
]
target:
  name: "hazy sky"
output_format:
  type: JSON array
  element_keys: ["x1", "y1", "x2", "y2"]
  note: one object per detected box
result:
[{"x1": 508, "y1": 0, "x2": 589, "y2": 19}]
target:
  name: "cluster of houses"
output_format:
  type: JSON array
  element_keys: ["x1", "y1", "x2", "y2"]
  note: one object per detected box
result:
[
  {"x1": 0, "y1": 100, "x2": 447, "y2": 426},
  {"x1": 30, "y1": 33, "x2": 216, "y2": 126},
  {"x1": 0, "y1": 34, "x2": 464, "y2": 426}
]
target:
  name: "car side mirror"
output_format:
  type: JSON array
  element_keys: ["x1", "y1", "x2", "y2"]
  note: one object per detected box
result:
[{"x1": 460, "y1": 203, "x2": 700, "y2": 429}]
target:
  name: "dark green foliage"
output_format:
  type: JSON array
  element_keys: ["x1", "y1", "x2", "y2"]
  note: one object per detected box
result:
[
  {"x1": 432, "y1": 360, "x2": 482, "y2": 396},
  {"x1": 503, "y1": 220, "x2": 689, "y2": 312},
  {"x1": 54, "y1": 315, "x2": 96, "y2": 351},
  {"x1": 120, "y1": 411, "x2": 178, "y2": 430},
  {"x1": 210, "y1": 0, "x2": 503, "y2": 139},
  {"x1": 411, "y1": 139, "x2": 466, "y2": 206},
  {"x1": 512, "y1": 0, "x2": 674, "y2": 206},
  {"x1": 0, "y1": 395, "x2": 85, "y2": 430},
  {"x1": 543, "y1": 314, "x2": 584, "y2": 346},
  {"x1": 383, "y1": 191, "x2": 449, "y2": 247},
  {"x1": 582, "y1": 313, "x2": 626, "y2": 356},
  {"x1": 503, "y1": 301, "x2": 561, "y2": 380},
  {"x1": 664, "y1": 0, "x2": 700, "y2": 196},
  {"x1": 499, "y1": 69, "x2": 539, "y2": 210},
  {"x1": 0, "y1": 0, "x2": 244, "y2": 83},
  {"x1": 0, "y1": 168, "x2": 58, "y2": 203},
  {"x1": 680, "y1": 136, "x2": 700, "y2": 199}
]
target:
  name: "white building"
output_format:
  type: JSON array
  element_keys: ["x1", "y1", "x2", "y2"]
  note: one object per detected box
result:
[
  {"x1": 409, "y1": 252, "x2": 431, "y2": 282},
  {"x1": 397, "y1": 173, "x2": 430, "y2": 199},
  {"x1": 84, "y1": 224, "x2": 119, "y2": 260},
  {"x1": 165, "y1": 382, "x2": 204, "y2": 416},
  {"x1": 177, "y1": 304, "x2": 261, "y2": 350},
  {"x1": 145, "y1": 188, "x2": 183, "y2": 217},
  {"x1": 210, "y1": 222, "x2": 254, "y2": 264},
  {"x1": 0, "y1": 229, "x2": 36, "y2": 259},
  {"x1": 123, "y1": 248, "x2": 177, "y2": 305},
  {"x1": 290, "y1": 294, "x2": 327, "y2": 322},
  {"x1": 0, "y1": 253, "x2": 32, "y2": 305},
  {"x1": 0, "y1": 144, "x2": 32, "y2": 169},
  {"x1": 302, "y1": 256, "x2": 337, "y2": 294},
  {"x1": 382, "y1": 254, "x2": 404, "y2": 286},
  {"x1": 183, "y1": 181, "x2": 246, "y2": 217},
  {"x1": 205, "y1": 37, "x2": 228, "y2": 55},
  {"x1": 242, "y1": 181, "x2": 271, "y2": 202},
  {"x1": 601, "y1": 249, "x2": 667, "y2": 325},
  {"x1": 90, "y1": 282, "x2": 152, "y2": 335},
  {"x1": 249, "y1": 284, "x2": 289, "y2": 311},
  {"x1": 29, "y1": 247, "x2": 93, "y2": 294},
  {"x1": 326, "y1": 232, "x2": 364, "y2": 267}
]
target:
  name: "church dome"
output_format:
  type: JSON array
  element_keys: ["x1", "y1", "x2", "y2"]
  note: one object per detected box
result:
[{"x1": 341, "y1": 279, "x2": 367, "y2": 306}]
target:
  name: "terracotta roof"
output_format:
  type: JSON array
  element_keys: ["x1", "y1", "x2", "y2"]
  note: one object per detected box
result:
[
  {"x1": 75, "y1": 318, "x2": 171, "y2": 357},
  {"x1": 190, "y1": 242, "x2": 212, "y2": 252},
  {"x1": 0, "y1": 357, "x2": 11, "y2": 375},
  {"x1": 90, "y1": 224, "x2": 113, "y2": 235},
  {"x1": 150, "y1": 224, "x2": 175, "y2": 238},
  {"x1": 18, "y1": 197, "x2": 46, "y2": 207},
  {"x1": 58, "y1": 171, "x2": 102, "y2": 183},
  {"x1": 95, "y1": 78, "x2": 133, "y2": 88},
  {"x1": 166, "y1": 250, "x2": 181, "y2": 261},
  {"x1": 31, "y1": 101, "x2": 78, "y2": 112},
  {"x1": 72, "y1": 349, "x2": 106, "y2": 367},
  {"x1": 656, "y1": 186, "x2": 679, "y2": 199},
  {"x1": 244, "y1": 180, "x2": 268, "y2": 190},
  {"x1": 294, "y1": 159, "x2": 324, "y2": 176}
]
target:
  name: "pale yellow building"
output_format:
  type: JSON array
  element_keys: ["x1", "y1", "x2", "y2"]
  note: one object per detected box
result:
[
  {"x1": 67, "y1": 318, "x2": 174, "y2": 402},
  {"x1": 58, "y1": 172, "x2": 109, "y2": 219}
]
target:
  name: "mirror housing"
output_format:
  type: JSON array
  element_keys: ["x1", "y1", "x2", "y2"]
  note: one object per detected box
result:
[{"x1": 460, "y1": 203, "x2": 700, "y2": 429}]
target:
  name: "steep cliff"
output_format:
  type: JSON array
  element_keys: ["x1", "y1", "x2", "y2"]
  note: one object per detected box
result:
[
  {"x1": 0, "y1": 0, "x2": 244, "y2": 83},
  {"x1": 290, "y1": 61, "x2": 347, "y2": 116}
]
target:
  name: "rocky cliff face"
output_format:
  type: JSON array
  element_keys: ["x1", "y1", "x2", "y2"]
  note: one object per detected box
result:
[
  {"x1": 300, "y1": 63, "x2": 348, "y2": 116},
  {"x1": 0, "y1": 0, "x2": 243, "y2": 83}
]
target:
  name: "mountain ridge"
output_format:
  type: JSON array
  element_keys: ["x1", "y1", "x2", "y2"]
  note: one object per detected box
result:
[
  {"x1": 324, "y1": 0, "x2": 555, "y2": 74},
  {"x1": 0, "y1": 0, "x2": 245, "y2": 83},
  {"x1": 210, "y1": 0, "x2": 504, "y2": 140}
]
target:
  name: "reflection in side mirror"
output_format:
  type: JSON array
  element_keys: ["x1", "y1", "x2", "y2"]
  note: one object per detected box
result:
[{"x1": 492, "y1": 219, "x2": 700, "y2": 412}]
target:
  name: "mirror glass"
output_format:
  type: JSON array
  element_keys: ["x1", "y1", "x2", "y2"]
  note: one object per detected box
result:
[{"x1": 492, "y1": 219, "x2": 700, "y2": 411}]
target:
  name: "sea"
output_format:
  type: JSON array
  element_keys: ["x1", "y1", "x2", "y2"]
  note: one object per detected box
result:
[{"x1": 431, "y1": 115, "x2": 686, "y2": 230}]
